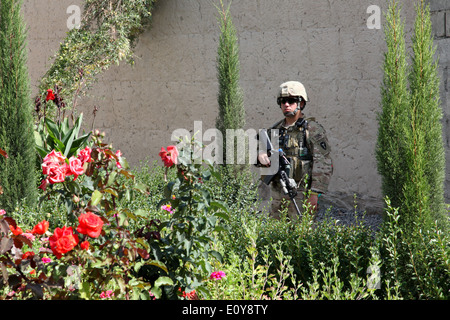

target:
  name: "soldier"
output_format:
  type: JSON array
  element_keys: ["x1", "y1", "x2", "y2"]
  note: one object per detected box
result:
[{"x1": 257, "y1": 81, "x2": 333, "y2": 220}]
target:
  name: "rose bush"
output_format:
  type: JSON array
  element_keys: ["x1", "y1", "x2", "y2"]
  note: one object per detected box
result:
[
  {"x1": 136, "y1": 137, "x2": 229, "y2": 299},
  {"x1": 1, "y1": 124, "x2": 168, "y2": 299},
  {"x1": 2, "y1": 111, "x2": 229, "y2": 299}
]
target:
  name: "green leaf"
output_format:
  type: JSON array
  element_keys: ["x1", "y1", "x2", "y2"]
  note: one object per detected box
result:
[
  {"x1": 35, "y1": 145, "x2": 49, "y2": 159},
  {"x1": 146, "y1": 260, "x2": 168, "y2": 273},
  {"x1": 210, "y1": 169, "x2": 223, "y2": 183},
  {"x1": 106, "y1": 171, "x2": 117, "y2": 187},
  {"x1": 209, "y1": 250, "x2": 223, "y2": 263},
  {"x1": 45, "y1": 117, "x2": 60, "y2": 140},
  {"x1": 72, "y1": 113, "x2": 84, "y2": 137},
  {"x1": 150, "y1": 286, "x2": 162, "y2": 299},
  {"x1": 34, "y1": 130, "x2": 44, "y2": 147},
  {"x1": 46, "y1": 129, "x2": 64, "y2": 152},
  {"x1": 91, "y1": 190, "x2": 103, "y2": 206},
  {"x1": 62, "y1": 127, "x2": 77, "y2": 157},
  {"x1": 79, "y1": 282, "x2": 91, "y2": 300},
  {"x1": 134, "y1": 182, "x2": 148, "y2": 193},
  {"x1": 154, "y1": 276, "x2": 174, "y2": 287},
  {"x1": 105, "y1": 187, "x2": 119, "y2": 200},
  {"x1": 69, "y1": 133, "x2": 91, "y2": 154},
  {"x1": 134, "y1": 209, "x2": 148, "y2": 218}
]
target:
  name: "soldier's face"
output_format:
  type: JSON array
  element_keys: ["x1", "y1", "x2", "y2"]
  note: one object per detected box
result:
[{"x1": 280, "y1": 97, "x2": 300, "y2": 117}]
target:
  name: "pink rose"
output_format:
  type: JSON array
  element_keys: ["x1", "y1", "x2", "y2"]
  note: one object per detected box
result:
[
  {"x1": 43, "y1": 150, "x2": 65, "y2": 165},
  {"x1": 41, "y1": 150, "x2": 68, "y2": 184},
  {"x1": 77, "y1": 147, "x2": 92, "y2": 164},
  {"x1": 159, "y1": 145, "x2": 178, "y2": 167},
  {"x1": 42, "y1": 257, "x2": 52, "y2": 263},
  {"x1": 210, "y1": 271, "x2": 226, "y2": 280},
  {"x1": 47, "y1": 165, "x2": 66, "y2": 184},
  {"x1": 42, "y1": 161, "x2": 59, "y2": 175},
  {"x1": 68, "y1": 156, "x2": 84, "y2": 180}
]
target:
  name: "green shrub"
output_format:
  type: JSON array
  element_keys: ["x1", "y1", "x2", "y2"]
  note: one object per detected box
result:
[
  {"x1": 378, "y1": 198, "x2": 450, "y2": 299},
  {"x1": 0, "y1": 0, "x2": 38, "y2": 212},
  {"x1": 376, "y1": 0, "x2": 448, "y2": 236}
]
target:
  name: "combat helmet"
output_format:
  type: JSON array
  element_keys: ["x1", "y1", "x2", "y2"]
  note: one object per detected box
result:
[{"x1": 277, "y1": 81, "x2": 309, "y2": 116}]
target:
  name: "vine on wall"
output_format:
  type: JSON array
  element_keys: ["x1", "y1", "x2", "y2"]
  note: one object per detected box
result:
[{"x1": 36, "y1": 0, "x2": 157, "y2": 120}]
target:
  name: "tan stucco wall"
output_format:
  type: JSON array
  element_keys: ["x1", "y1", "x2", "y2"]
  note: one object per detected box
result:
[{"x1": 23, "y1": 1, "x2": 450, "y2": 211}]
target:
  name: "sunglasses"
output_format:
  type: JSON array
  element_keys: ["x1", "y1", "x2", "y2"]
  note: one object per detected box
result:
[{"x1": 277, "y1": 97, "x2": 301, "y2": 105}]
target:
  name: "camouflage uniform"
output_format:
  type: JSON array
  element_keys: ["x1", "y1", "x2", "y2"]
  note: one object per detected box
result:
[
  {"x1": 268, "y1": 117, "x2": 333, "y2": 219},
  {"x1": 259, "y1": 81, "x2": 333, "y2": 220}
]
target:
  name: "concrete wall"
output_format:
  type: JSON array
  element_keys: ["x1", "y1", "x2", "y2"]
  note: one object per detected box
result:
[
  {"x1": 23, "y1": 0, "x2": 450, "y2": 211},
  {"x1": 430, "y1": 1, "x2": 450, "y2": 207}
]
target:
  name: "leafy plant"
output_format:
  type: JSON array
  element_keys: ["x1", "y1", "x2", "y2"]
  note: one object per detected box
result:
[
  {"x1": 138, "y1": 137, "x2": 229, "y2": 299},
  {"x1": 35, "y1": 113, "x2": 91, "y2": 161}
]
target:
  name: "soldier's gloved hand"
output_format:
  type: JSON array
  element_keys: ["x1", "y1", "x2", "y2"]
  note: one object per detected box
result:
[{"x1": 257, "y1": 153, "x2": 271, "y2": 167}]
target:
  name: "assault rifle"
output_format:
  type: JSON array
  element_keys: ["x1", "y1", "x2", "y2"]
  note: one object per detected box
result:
[{"x1": 259, "y1": 129, "x2": 301, "y2": 216}]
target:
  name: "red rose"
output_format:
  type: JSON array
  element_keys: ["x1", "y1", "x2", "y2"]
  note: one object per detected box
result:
[
  {"x1": 159, "y1": 145, "x2": 178, "y2": 167},
  {"x1": 80, "y1": 240, "x2": 90, "y2": 251},
  {"x1": 77, "y1": 212, "x2": 103, "y2": 238},
  {"x1": 31, "y1": 220, "x2": 49, "y2": 235},
  {"x1": 46, "y1": 89, "x2": 55, "y2": 102},
  {"x1": 9, "y1": 225, "x2": 23, "y2": 235},
  {"x1": 22, "y1": 251, "x2": 35, "y2": 260},
  {"x1": 49, "y1": 226, "x2": 79, "y2": 259},
  {"x1": 68, "y1": 156, "x2": 84, "y2": 180}
]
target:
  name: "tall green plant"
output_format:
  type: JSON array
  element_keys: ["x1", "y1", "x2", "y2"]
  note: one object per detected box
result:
[
  {"x1": 376, "y1": 0, "x2": 448, "y2": 233},
  {"x1": 215, "y1": 0, "x2": 246, "y2": 167},
  {"x1": 0, "y1": 0, "x2": 37, "y2": 211},
  {"x1": 405, "y1": 0, "x2": 447, "y2": 230},
  {"x1": 376, "y1": 0, "x2": 410, "y2": 216}
]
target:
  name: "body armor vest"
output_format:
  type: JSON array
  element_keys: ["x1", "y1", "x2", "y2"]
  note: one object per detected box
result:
[{"x1": 269, "y1": 118, "x2": 314, "y2": 190}]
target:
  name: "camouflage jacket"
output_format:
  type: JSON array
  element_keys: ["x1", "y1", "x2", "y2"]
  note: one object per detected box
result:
[{"x1": 268, "y1": 117, "x2": 333, "y2": 194}]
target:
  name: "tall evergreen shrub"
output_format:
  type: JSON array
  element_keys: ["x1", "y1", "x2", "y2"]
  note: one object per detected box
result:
[
  {"x1": 0, "y1": 0, "x2": 37, "y2": 211},
  {"x1": 376, "y1": 0, "x2": 410, "y2": 213},
  {"x1": 406, "y1": 0, "x2": 447, "y2": 229},
  {"x1": 215, "y1": 0, "x2": 246, "y2": 166},
  {"x1": 376, "y1": 0, "x2": 448, "y2": 233}
]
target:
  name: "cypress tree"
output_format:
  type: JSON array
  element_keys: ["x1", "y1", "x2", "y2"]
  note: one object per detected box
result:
[
  {"x1": 0, "y1": 0, "x2": 37, "y2": 211},
  {"x1": 405, "y1": 0, "x2": 447, "y2": 230},
  {"x1": 215, "y1": 0, "x2": 246, "y2": 166},
  {"x1": 376, "y1": 0, "x2": 410, "y2": 213},
  {"x1": 377, "y1": 0, "x2": 448, "y2": 233}
]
